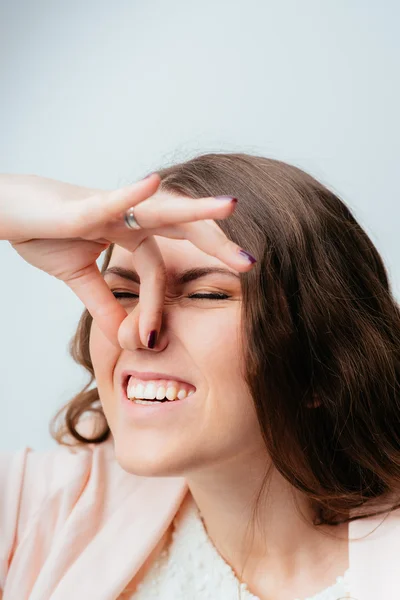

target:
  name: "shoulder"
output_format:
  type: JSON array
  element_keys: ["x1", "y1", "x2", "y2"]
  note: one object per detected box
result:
[
  {"x1": 1, "y1": 417, "x2": 117, "y2": 505},
  {"x1": 0, "y1": 418, "x2": 143, "y2": 575}
]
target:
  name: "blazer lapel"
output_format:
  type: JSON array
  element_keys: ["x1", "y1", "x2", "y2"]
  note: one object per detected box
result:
[{"x1": 48, "y1": 475, "x2": 189, "y2": 600}]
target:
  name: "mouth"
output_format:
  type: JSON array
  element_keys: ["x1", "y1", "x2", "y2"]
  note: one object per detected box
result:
[{"x1": 120, "y1": 372, "x2": 196, "y2": 408}]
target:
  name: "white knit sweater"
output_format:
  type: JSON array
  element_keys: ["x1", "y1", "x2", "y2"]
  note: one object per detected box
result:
[{"x1": 129, "y1": 495, "x2": 352, "y2": 599}]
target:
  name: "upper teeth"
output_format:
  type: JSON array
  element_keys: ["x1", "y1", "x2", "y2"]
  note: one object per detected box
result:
[{"x1": 126, "y1": 377, "x2": 195, "y2": 402}]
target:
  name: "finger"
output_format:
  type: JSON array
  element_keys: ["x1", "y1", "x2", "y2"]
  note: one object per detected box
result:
[
  {"x1": 172, "y1": 220, "x2": 257, "y2": 272},
  {"x1": 65, "y1": 262, "x2": 127, "y2": 348},
  {"x1": 118, "y1": 194, "x2": 238, "y2": 230},
  {"x1": 130, "y1": 235, "x2": 167, "y2": 348},
  {"x1": 65, "y1": 173, "x2": 161, "y2": 237},
  {"x1": 96, "y1": 195, "x2": 238, "y2": 252}
]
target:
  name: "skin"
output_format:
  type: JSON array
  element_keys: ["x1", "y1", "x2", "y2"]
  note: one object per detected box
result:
[{"x1": 89, "y1": 210, "x2": 349, "y2": 599}]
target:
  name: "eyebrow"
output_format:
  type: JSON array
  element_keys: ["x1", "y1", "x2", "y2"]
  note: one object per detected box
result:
[{"x1": 103, "y1": 266, "x2": 240, "y2": 285}]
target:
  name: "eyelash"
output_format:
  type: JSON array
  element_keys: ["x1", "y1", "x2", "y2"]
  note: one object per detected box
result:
[{"x1": 111, "y1": 292, "x2": 229, "y2": 300}]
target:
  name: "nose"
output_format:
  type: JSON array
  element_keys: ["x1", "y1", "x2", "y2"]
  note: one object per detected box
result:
[{"x1": 117, "y1": 305, "x2": 166, "y2": 352}]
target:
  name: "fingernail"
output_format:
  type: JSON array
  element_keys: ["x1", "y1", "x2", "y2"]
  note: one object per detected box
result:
[
  {"x1": 215, "y1": 195, "x2": 238, "y2": 203},
  {"x1": 238, "y1": 249, "x2": 257, "y2": 264},
  {"x1": 143, "y1": 173, "x2": 154, "y2": 180},
  {"x1": 147, "y1": 329, "x2": 157, "y2": 348}
]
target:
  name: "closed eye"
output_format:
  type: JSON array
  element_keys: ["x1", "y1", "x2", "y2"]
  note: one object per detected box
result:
[
  {"x1": 111, "y1": 292, "x2": 230, "y2": 300},
  {"x1": 189, "y1": 293, "x2": 230, "y2": 300}
]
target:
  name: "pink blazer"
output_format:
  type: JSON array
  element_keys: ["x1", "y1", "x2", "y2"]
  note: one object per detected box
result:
[{"x1": 0, "y1": 427, "x2": 399, "y2": 600}]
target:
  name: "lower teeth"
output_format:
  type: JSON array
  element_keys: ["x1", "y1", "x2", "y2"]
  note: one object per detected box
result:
[{"x1": 133, "y1": 399, "x2": 175, "y2": 405}]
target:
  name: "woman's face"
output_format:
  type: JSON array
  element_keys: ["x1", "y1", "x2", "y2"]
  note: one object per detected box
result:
[{"x1": 89, "y1": 221, "x2": 264, "y2": 477}]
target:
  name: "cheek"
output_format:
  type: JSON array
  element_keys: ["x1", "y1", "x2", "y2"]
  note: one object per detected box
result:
[
  {"x1": 190, "y1": 306, "x2": 247, "y2": 404},
  {"x1": 205, "y1": 307, "x2": 242, "y2": 370},
  {"x1": 185, "y1": 309, "x2": 260, "y2": 460}
]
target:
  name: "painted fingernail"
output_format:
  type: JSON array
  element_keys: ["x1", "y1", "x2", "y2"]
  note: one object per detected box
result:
[
  {"x1": 215, "y1": 195, "x2": 238, "y2": 203},
  {"x1": 238, "y1": 249, "x2": 257, "y2": 264},
  {"x1": 147, "y1": 329, "x2": 158, "y2": 349}
]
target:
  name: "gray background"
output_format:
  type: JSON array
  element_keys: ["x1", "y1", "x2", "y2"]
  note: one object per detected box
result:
[{"x1": 1, "y1": 0, "x2": 399, "y2": 451}]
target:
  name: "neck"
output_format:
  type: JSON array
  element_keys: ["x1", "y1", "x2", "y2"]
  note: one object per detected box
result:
[{"x1": 184, "y1": 442, "x2": 349, "y2": 595}]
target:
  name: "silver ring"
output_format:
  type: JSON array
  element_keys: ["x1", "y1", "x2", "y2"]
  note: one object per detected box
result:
[{"x1": 124, "y1": 207, "x2": 142, "y2": 230}]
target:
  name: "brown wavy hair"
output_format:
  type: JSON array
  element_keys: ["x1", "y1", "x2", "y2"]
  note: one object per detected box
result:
[{"x1": 50, "y1": 152, "x2": 400, "y2": 531}]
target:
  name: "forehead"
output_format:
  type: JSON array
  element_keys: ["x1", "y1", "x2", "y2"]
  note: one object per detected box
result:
[{"x1": 109, "y1": 235, "x2": 222, "y2": 268}]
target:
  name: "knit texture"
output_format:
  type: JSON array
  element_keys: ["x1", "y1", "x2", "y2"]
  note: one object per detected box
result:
[{"x1": 126, "y1": 494, "x2": 352, "y2": 599}]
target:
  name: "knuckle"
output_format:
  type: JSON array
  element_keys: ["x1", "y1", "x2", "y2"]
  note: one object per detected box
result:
[{"x1": 221, "y1": 236, "x2": 236, "y2": 251}]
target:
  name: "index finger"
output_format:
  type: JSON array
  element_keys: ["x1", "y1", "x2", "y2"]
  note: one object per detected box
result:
[{"x1": 116, "y1": 235, "x2": 167, "y2": 349}]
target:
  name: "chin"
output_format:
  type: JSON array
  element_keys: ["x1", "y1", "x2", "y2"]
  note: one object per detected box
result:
[{"x1": 112, "y1": 437, "x2": 187, "y2": 479}]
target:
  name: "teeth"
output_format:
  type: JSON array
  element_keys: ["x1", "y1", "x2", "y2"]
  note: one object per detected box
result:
[
  {"x1": 166, "y1": 386, "x2": 177, "y2": 401},
  {"x1": 144, "y1": 383, "x2": 156, "y2": 399},
  {"x1": 134, "y1": 399, "x2": 163, "y2": 405},
  {"x1": 127, "y1": 379, "x2": 192, "y2": 402},
  {"x1": 135, "y1": 383, "x2": 145, "y2": 398},
  {"x1": 156, "y1": 386, "x2": 166, "y2": 400}
]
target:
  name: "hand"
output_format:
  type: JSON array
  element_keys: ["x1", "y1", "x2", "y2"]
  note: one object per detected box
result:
[{"x1": 3, "y1": 173, "x2": 256, "y2": 346}]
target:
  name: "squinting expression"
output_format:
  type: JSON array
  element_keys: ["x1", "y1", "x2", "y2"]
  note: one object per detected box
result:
[{"x1": 89, "y1": 225, "x2": 264, "y2": 478}]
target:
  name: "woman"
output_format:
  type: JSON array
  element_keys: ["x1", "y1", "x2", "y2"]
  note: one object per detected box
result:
[{"x1": 1, "y1": 153, "x2": 400, "y2": 600}]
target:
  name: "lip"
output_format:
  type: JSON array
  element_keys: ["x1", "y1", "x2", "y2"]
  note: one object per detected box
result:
[{"x1": 119, "y1": 371, "x2": 197, "y2": 419}]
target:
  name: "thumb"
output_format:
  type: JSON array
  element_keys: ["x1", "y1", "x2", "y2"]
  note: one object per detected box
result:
[{"x1": 65, "y1": 262, "x2": 126, "y2": 348}]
